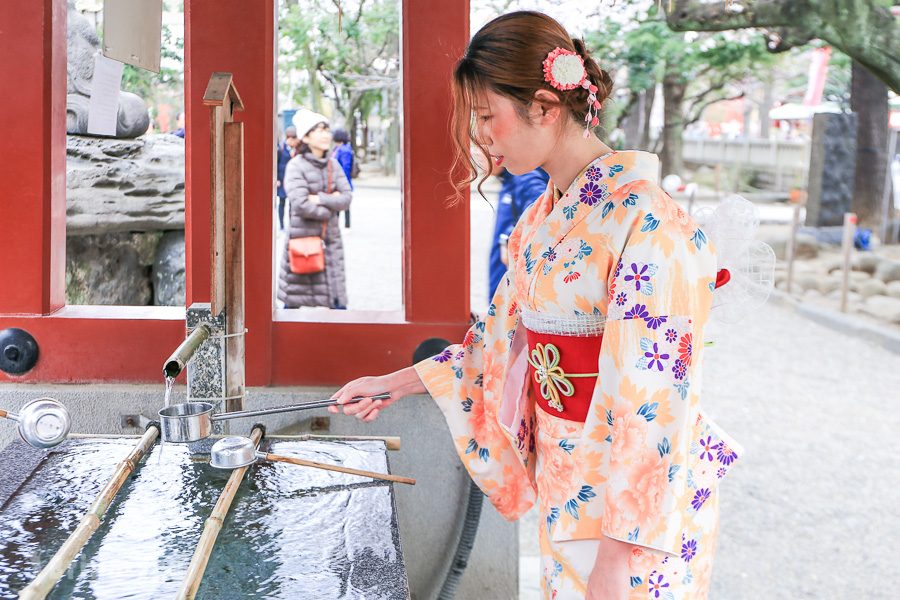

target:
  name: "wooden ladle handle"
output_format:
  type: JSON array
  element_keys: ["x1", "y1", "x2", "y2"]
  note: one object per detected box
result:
[{"x1": 263, "y1": 453, "x2": 416, "y2": 485}]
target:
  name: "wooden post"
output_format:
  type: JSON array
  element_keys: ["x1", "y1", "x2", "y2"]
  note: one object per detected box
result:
[
  {"x1": 840, "y1": 212, "x2": 857, "y2": 313},
  {"x1": 202, "y1": 73, "x2": 244, "y2": 318},
  {"x1": 202, "y1": 73, "x2": 245, "y2": 413},
  {"x1": 19, "y1": 426, "x2": 159, "y2": 600},
  {"x1": 714, "y1": 163, "x2": 722, "y2": 199},
  {"x1": 224, "y1": 121, "x2": 245, "y2": 414},
  {"x1": 175, "y1": 425, "x2": 263, "y2": 600},
  {"x1": 785, "y1": 201, "x2": 803, "y2": 295}
]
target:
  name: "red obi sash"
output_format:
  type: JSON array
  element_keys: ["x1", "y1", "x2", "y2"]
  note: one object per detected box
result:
[{"x1": 524, "y1": 328, "x2": 602, "y2": 422}]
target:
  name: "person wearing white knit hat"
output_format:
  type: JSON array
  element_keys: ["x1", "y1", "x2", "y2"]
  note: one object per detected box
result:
[
  {"x1": 292, "y1": 108, "x2": 329, "y2": 142},
  {"x1": 279, "y1": 108, "x2": 353, "y2": 309}
]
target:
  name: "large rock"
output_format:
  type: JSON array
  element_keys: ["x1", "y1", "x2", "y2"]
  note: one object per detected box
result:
[
  {"x1": 887, "y1": 281, "x2": 900, "y2": 300},
  {"x1": 154, "y1": 231, "x2": 186, "y2": 306},
  {"x1": 859, "y1": 295, "x2": 900, "y2": 324},
  {"x1": 67, "y1": 2, "x2": 150, "y2": 138},
  {"x1": 765, "y1": 233, "x2": 819, "y2": 261},
  {"x1": 852, "y1": 253, "x2": 881, "y2": 274},
  {"x1": 66, "y1": 233, "x2": 159, "y2": 305},
  {"x1": 858, "y1": 279, "x2": 887, "y2": 298},
  {"x1": 817, "y1": 275, "x2": 842, "y2": 295},
  {"x1": 874, "y1": 260, "x2": 900, "y2": 284},
  {"x1": 66, "y1": 134, "x2": 185, "y2": 234}
]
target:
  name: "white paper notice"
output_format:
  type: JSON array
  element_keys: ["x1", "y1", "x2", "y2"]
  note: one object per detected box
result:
[{"x1": 87, "y1": 53, "x2": 124, "y2": 136}]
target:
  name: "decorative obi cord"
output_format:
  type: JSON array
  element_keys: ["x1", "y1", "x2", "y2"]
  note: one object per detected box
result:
[{"x1": 521, "y1": 310, "x2": 605, "y2": 423}]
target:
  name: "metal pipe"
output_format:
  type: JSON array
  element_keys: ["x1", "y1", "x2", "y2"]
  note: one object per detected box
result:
[
  {"x1": 208, "y1": 394, "x2": 389, "y2": 422},
  {"x1": 163, "y1": 324, "x2": 212, "y2": 379}
]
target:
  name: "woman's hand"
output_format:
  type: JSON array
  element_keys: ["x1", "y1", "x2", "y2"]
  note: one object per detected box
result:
[
  {"x1": 308, "y1": 194, "x2": 320, "y2": 204},
  {"x1": 585, "y1": 536, "x2": 633, "y2": 600},
  {"x1": 329, "y1": 366, "x2": 426, "y2": 422}
]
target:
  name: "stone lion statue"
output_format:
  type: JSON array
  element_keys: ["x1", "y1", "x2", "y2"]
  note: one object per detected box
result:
[{"x1": 67, "y1": 1, "x2": 151, "y2": 138}]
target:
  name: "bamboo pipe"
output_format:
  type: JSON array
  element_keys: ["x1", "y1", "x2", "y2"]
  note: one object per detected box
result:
[
  {"x1": 19, "y1": 423, "x2": 160, "y2": 600},
  {"x1": 263, "y1": 453, "x2": 416, "y2": 485},
  {"x1": 163, "y1": 323, "x2": 212, "y2": 379},
  {"x1": 175, "y1": 425, "x2": 264, "y2": 600}
]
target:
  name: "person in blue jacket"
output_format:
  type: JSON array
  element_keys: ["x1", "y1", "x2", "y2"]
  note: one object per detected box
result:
[
  {"x1": 276, "y1": 126, "x2": 298, "y2": 230},
  {"x1": 332, "y1": 128, "x2": 354, "y2": 228},
  {"x1": 488, "y1": 166, "x2": 550, "y2": 298}
]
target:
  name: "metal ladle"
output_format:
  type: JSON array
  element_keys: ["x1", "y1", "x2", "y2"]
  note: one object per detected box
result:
[
  {"x1": 158, "y1": 393, "x2": 392, "y2": 443},
  {"x1": 0, "y1": 398, "x2": 71, "y2": 449},
  {"x1": 209, "y1": 436, "x2": 416, "y2": 485}
]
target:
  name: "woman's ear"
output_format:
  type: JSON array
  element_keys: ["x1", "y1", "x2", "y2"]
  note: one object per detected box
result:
[{"x1": 532, "y1": 89, "x2": 562, "y2": 125}]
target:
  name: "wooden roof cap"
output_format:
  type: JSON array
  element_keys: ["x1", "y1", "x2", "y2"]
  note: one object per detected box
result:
[{"x1": 202, "y1": 72, "x2": 245, "y2": 110}]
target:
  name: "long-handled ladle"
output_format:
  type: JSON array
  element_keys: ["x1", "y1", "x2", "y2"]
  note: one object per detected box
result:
[{"x1": 209, "y1": 435, "x2": 416, "y2": 485}]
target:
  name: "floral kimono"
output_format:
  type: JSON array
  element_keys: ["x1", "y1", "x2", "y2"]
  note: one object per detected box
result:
[{"x1": 414, "y1": 151, "x2": 742, "y2": 599}]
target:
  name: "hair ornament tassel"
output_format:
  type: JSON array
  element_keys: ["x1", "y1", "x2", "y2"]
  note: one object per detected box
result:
[{"x1": 543, "y1": 46, "x2": 600, "y2": 139}]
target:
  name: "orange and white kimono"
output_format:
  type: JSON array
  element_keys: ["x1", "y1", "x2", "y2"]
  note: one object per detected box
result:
[{"x1": 414, "y1": 151, "x2": 742, "y2": 599}]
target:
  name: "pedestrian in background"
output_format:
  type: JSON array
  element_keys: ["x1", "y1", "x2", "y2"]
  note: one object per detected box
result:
[
  {"x1": 278, "y1": 109, "x2": 352, "y2": 309},
  {"x1": 488, "y1": 166, "x2": 549, "y2": 299},
  {"x1": 332, "y1": 128, "x2": 355, "y2": 228},
  {"x1": 276, "y1": 126, "x2": 298, "y2": 230}
]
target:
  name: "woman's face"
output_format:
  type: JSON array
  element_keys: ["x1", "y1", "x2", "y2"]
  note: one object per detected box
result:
[
  {"x1": 303, "y1": 123, "x2": 332, "y2": 153},
  {"x1": 473, "y1": 90, "x2": 557, "y2": 175}
]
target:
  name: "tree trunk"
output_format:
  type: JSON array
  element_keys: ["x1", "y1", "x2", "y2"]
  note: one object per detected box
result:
[
  {"x1": 760, "y1": 73, "x2": 774, "y2": 138},
  {"x1": 640, "y1": 87, "x2": 655, "y2": 151},
  {"x1": 850, "y1": 60, "x2": 889, "y2": 228},
  {"x1": 303, "y1": 43, "x2": 322, "y2": 114},
  {"x1": 619, "y1": 91, "x2": 641, "y2": 148},
  {"x1": 661, "y1": 69, "x2": 686, "y2": 178}
]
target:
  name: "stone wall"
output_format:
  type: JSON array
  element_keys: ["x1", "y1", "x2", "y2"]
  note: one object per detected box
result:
[{"x1": 65, "y1": 134, "x2": 186, "y2": 306}]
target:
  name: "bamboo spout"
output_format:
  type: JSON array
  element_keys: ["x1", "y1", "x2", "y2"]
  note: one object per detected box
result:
[{"x1": 163, "y1": 324, "x2": 212, "y2": 379}]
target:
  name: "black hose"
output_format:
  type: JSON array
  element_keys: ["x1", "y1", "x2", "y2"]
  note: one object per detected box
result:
[{"x1": 437, "y1": 477, "x2": 484, "y2": 600}]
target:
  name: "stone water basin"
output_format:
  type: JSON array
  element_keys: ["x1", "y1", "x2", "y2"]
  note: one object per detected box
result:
[{"x1": 0, "y1": 436, "x2": 409, "y2": 599}]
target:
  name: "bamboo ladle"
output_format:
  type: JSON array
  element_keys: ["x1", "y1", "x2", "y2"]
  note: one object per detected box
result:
[{"x1": 209, "y1": 436, "x2": 416, "y2": 485}]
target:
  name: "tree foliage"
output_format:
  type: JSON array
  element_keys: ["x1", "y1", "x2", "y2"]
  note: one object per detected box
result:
[
  {"x1": 665, "y1": 0, "x2": 900, "y2": 93},
  {"x1": 278, "y1": 0, "x2": 399, "y2": 129}
]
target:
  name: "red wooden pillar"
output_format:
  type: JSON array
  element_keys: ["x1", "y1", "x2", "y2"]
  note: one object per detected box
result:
[
  {"x1": 403, "y1": 0, "x2": 471, "y2": 325},
  {"x1": 185, "y1": 0, "x2": 275, "y2": 386},
  {"x1": 0, "y1": 0, "x2": 67, "y2": 315}
]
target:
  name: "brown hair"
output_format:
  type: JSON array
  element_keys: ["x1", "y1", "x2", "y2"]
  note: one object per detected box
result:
[{"x1": 449, "y1": 11, "x2": 614, "y2": 203}]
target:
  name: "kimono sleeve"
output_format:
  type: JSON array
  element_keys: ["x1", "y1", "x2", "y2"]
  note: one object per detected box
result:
[
  {"x1": 579, "y1": 183, "x2": 730, "y2": 556},
  {"x1": 414, "y1": 271, "x2": 537, "y2": 521}
]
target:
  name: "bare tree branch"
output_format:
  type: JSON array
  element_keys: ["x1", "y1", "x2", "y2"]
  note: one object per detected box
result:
[{"x1": 686, "y1": 91, "x2": 746, "y2": 126}]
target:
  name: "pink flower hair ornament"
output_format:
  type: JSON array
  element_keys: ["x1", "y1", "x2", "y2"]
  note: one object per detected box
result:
[{"x1": 542, "y1": 46, "x2": 602, "y2": 138}]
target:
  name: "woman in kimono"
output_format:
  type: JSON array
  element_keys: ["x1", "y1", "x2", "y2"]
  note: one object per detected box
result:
[{"x1": 330, "y1": 11, "x2": 741, "y2": 599}]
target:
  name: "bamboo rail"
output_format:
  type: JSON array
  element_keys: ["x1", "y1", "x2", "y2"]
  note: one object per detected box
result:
[
  {"x1": 174, "y1": 425, "x2": 263, "y2": 600},
  {"x1": 18, "y1": 424, "x2": 160, "y2": 600},
  {"x1": 263, "y1": 452, "x2": 415, "y2": 485}
]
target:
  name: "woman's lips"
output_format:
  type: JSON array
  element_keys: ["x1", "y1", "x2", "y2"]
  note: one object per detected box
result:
[{"x1": 493, "y1": 154, "x2": 504, "y2": 166}]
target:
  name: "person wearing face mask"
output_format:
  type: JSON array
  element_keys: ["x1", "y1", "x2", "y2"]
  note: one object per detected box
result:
[{"x1": 278, "y1": 109, "x2": 352, "y2": 309}]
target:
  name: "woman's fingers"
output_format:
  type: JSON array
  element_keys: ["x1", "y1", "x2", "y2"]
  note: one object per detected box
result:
[
  {"x1": 342, "y1": 396, "x2": 372, "y2": 416},
  {"x1": 363, "y1": 408, "x2": 380, "y2": 423},
  {"x1": 355, "y1": 400, "x2": 382, "y2": 421}
]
